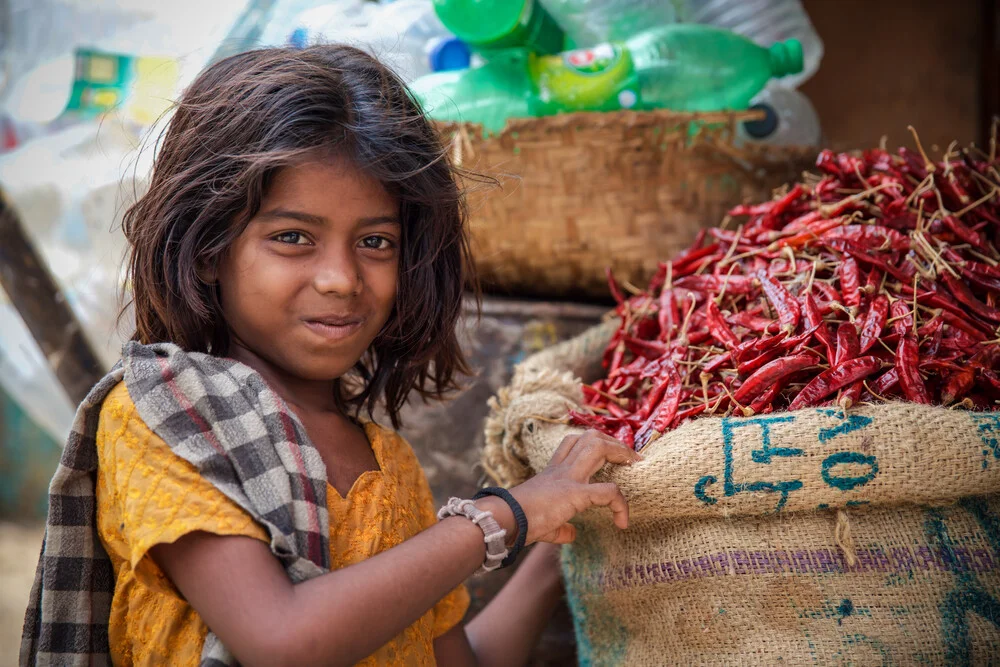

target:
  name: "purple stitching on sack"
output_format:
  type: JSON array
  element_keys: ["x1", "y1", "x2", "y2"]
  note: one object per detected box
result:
[{"x1": 600, "y1": 544, "x2": 999, "y2": 591}]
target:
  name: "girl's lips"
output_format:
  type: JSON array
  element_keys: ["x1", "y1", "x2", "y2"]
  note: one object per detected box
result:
[{"x1": 302, "y1": 318, "x2": 364, "y2": 341}]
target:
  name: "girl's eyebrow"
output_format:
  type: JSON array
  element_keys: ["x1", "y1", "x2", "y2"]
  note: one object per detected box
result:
[
  {"x1": 358, "y1": 215, "x2": 402, "y2": 228},
  {"x1": 256, "y1": 208, "x2": 327, "y2": 225},
  {"x1": 255, "y1": 209, "x2": 400, "y2": 228}
]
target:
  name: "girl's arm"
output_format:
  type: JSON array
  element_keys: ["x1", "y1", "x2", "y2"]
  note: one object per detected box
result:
[
  {"x1": 433, "y1": 542, "x2": 565, "y2": 667},
  {"x1": 152, "y1": 430, "x2": 637, "y2": 667}
]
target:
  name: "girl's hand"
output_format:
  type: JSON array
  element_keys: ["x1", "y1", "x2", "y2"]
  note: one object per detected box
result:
[{"x1": 496, "y1": 430, "x2": 641, "y2": 545}]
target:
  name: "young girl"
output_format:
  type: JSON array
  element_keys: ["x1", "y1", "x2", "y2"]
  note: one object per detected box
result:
[{"x1": 21, "y1": 45, "x2": 637, "y2": 667}]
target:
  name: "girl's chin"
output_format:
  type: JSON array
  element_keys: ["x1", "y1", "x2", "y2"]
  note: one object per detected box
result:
[{"x1": 283, "y1": 354, "x2": 360, "y2": 383}]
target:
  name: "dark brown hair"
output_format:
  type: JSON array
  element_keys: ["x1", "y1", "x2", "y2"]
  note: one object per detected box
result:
[{"x1": 122, "y1": 45, "x2": 477, "y2": 427}]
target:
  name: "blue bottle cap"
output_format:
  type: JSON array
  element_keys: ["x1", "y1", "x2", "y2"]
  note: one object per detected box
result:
[
  {"x1": 288, "y1": 27, "x2": 308, "y2": 50},
  {"x1": 428, "y1": 37, "x2": 471, "y2": 72},
  {"x1": 743, "y1": 103, "x2": 779, "y2": 139}
]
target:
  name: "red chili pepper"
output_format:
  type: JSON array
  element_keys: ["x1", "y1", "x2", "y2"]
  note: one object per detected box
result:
[
  {"x1": 840, "y1": 381, "x2": 863, "y2": 407},
  {"x1": 776, "y1": 325, "x2": 821, "y2": 355},
  {"x1": 728, "y1": 311, "x2": 781, "y2": 334},
  {"x1": 941, "y1": 215, "x2": 986, "y2": 250},
  {"x1": 959, "y1": 255, "x2": 1000, "y2": 280},
  {"x1": 568, "y1": 411, "x2": 620, "y2": 432},
  {"x1": 612, "y1": 423, "x2": 635, "y2": 450},
  {"x1": 834, "y1": 241, "x2": 912, "y2": 283},
  {"x1": 821, "y1": 225, "x2": 910, "y2": 252},
  {"x1": 734, "y1": 330, "x2": 789, "y2": 363},
  {"x1": 941, "y1": 367, "x2": 976, "y2": 405},
  {"x1": 890, "y1": 300, "x2": 914, "y2": 337},
  {"x1": 608, "y1": 338, "x2": 626, "y2": 375},
  {"x1": 702, "y1": 351, "x2": 732, "y2": 373},
  {"x1": 607, "y1": 267, "x2": 626, "y2": 306},
  {"x1": 623, "y1": 336, "x2": 668, "y2": 360},
  {"x1": 894, "y1": 335, "x2": 931, "y2": 404},
  {"x1": 674, "y1": 404, "x2": 708, "y2": 424},
  {"x1": 858, "y1": 295, "x2": 889, "y2": 353},
  {"x1": 942, "y1": 309, "x2": 992, "y2": 342},
  {"x1": 808, "y1": 281, "x2": 842, "y2": 312},
  {"x1": 749, "y1": 380, "x2": 788, "y2": 414},
  {"x1": 971, "y1": 346, "x2": 1000, "y2": 371},
  {"x1": 977, "y1": 369, "x2": 1000, "y2": 394},
  {"x1": 687, "y1": 331, "x2": 713, "y2": 346},
  {"x1": 839, "y1": 256, "x2": 862, "y2": 308},
  {"x1": 704, "y1": 299, "x2": 740, "y2": 349},
  {"x1": 582, "y1": 384, "x2": 612, "y2": 408},
  {"x1": 773, "y1": 216, "x2": 848, "y2": 250},
  {"x1": 816, "y1": 149, "x2": 845, "y2": 178},
  {"x1": 941, "y1": 273, "x2": 1000, "y2": 323},
  {"x1": 788, "y1": 356, "x2": 882, "y2": 410},
  {"x1": 834, "y1": 322, "x2": 860, "y2": 366},
  {"x1": 919, "y1": 313, "x2": 944, "y2": 356},
  {"x1": 757, "y1": 272, "x2": 801, "y2": 332},
  {"x1": 672, "y1": 243, "x2": 722, "y2": 276},
  {"x1": 734, "y1": 353, "x2": 819, "y2": 404},
  {"x1": 737, "y1": 347, "x2": 782, "y2": 377},
  {"x1": 658, "y1": 289, "x2": 679, "y2": 341},
  {"x1": 863, "y1": 266, "x2": 881, "y2": 296},
  {"x1": 729, "y1": 183, "x2": 804, "y2": 220},
  {"x1": 647, "y1": 262, "x2": 669, "y2": 295},
  {"x1": 635, "y1": 363, "x2": 683, "y2": 450},
  {"x1": 764, "y1": 184, "x2": 807, "y2": 221},
  {"x1": 674, "y1": 274, "x2": 756, "y2": 295},
  {"x1": 871, "y1": 368, "x2": 900, "y2": 396},
  {"x1": 636, "y1": 367, "x2": 673, "y2": 420},
  {"x1": 607, "y1": 401, "x2": 630, "y2": 419},
  {"x1": 941, "y1": 328, "x2": 988, "y2": 350},
  {"x1": 802, "y1": 293, "x2": 836, "y2": 362},
  {"x1": 961, "y1": 266, "x2": 1000, "y2": 293}
]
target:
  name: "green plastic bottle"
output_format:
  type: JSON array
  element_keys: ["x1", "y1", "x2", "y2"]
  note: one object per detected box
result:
[
  {"x1": 432, "y1": 0, "x2": 565, "y2": 55},
  {"x1": 411, "y1": 24, "x2": 803, "y2": 133}
]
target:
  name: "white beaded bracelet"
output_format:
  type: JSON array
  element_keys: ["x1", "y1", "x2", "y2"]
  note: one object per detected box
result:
[{"x1": 437, "y1": 497, "x2": 509, "y2": 575}]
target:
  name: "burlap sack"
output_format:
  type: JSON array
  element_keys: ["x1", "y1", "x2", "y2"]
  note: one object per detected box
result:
[{"x1": 483, "y1": 322, "x2": 1000, "y2": 665}]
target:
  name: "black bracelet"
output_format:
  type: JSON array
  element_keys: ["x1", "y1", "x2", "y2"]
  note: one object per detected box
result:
[{"x1": 472, "y1": 487, "x2": 528, "y2": 568}]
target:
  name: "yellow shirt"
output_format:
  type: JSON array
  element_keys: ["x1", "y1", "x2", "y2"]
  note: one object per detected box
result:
[{"x1": 95, "y1": 381, "x2": 469, "y2": 666}]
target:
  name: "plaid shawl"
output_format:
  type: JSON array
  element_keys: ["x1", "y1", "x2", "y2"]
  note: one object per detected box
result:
[{"x1": 21, "y1": 341, "x2": 332, "y2": 666}]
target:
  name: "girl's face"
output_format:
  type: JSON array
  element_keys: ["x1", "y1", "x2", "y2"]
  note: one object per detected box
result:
[{"x1": 217, "y1": 159, "x2": 400, "y2": 385}]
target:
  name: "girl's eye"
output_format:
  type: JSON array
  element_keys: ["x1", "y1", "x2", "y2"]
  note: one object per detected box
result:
[
  {"x1": 273, "y1": 231, "x2": 310, "y2": 245},
  {"x1": 360, "y1": 235, "x2": 394, "y2": 251}
]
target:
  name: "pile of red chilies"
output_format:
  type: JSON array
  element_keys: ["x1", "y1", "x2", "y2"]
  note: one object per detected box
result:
[{"x1": 573, "y1": 132, "x2": 1000, "y2": 451}]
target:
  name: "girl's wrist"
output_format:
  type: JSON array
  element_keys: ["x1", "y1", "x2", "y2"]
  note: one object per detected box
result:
[{"x1": 474, "y1": 496, "x2": 517, "y2": 547}]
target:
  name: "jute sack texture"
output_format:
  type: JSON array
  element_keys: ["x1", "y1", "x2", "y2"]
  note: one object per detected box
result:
[{"x1": 483, "y1": 321, "x2": 1000, "y2": 665}]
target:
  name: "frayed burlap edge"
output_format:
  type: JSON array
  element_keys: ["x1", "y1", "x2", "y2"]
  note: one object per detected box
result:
[{"x1": 483, "y1": 320, "x2": 617, "y2": 487}]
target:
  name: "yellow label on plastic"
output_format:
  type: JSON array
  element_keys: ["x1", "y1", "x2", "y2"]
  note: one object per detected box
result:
[{"x1": 126, "y1": 57, "x2": 179, "y2": 126}]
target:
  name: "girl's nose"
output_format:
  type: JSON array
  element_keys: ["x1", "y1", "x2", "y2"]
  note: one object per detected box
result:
[{"x1": 312, "y1": 248, "x2": 362, "y2": 296}]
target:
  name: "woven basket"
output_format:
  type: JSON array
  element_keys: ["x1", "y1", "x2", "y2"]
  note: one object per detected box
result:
[{"x1": 438, "y1": 110, "x2": 817, "y2": 300}]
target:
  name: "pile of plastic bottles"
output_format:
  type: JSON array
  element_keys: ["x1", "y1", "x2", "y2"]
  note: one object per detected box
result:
[
  {"x1": 291, "y1": 0, "x2": 823, "y2": 145},
  {"x1": 416, "y1": 0, "x2": 822, "y2": 145}
]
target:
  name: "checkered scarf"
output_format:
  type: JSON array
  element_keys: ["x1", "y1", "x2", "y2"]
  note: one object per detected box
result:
[{"x1": 21, "y1": 341, "x2": 332, "y2": 666}]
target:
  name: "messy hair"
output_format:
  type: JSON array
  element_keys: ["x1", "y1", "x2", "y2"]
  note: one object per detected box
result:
[{"x1": 122, "y1": 45, "x2": 477, "y2": 427}]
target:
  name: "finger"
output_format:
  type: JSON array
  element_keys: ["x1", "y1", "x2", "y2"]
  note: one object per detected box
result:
[
  {"x1": 547, "y1": 524, "x2": 577, "y2": 544},
  {"x1": 589, "y1": 482, "x2": 630, "y2": 530},
  {"x1": 564, "y1": 429, "x2": 631, "y2": 468},
  {"x1": 548, "y1": 433, "x2": 581, "y2": 466},
  {"x1": 574, "y1": 439, "x2": 642, "y2": 480}
]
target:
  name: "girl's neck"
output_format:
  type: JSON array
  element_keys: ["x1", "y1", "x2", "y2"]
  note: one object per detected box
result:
[{"x1": 228, "y1": 340, "x2": 340, "y2": 415}]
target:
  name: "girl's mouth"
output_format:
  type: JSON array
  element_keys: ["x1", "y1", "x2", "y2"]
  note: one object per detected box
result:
[{"x1": 302, "y1": 317, "x2": 364, "y2": 341}]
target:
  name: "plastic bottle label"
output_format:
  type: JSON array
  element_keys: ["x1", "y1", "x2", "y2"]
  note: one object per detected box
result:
[
  {"x1": 562, "y1": 44, "x2": 621, "y2": 75},
  {"x1": 531, "y1": 42, "x2": 638, "y2": 113}
]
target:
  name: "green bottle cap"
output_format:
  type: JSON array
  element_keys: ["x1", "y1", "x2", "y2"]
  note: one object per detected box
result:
[
  {"x1": 433, "y1": 0, "x2": 564, "y2": 54},
  {"x1": 768, "y1": 39, "x2": 804, "y2": 78}
]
